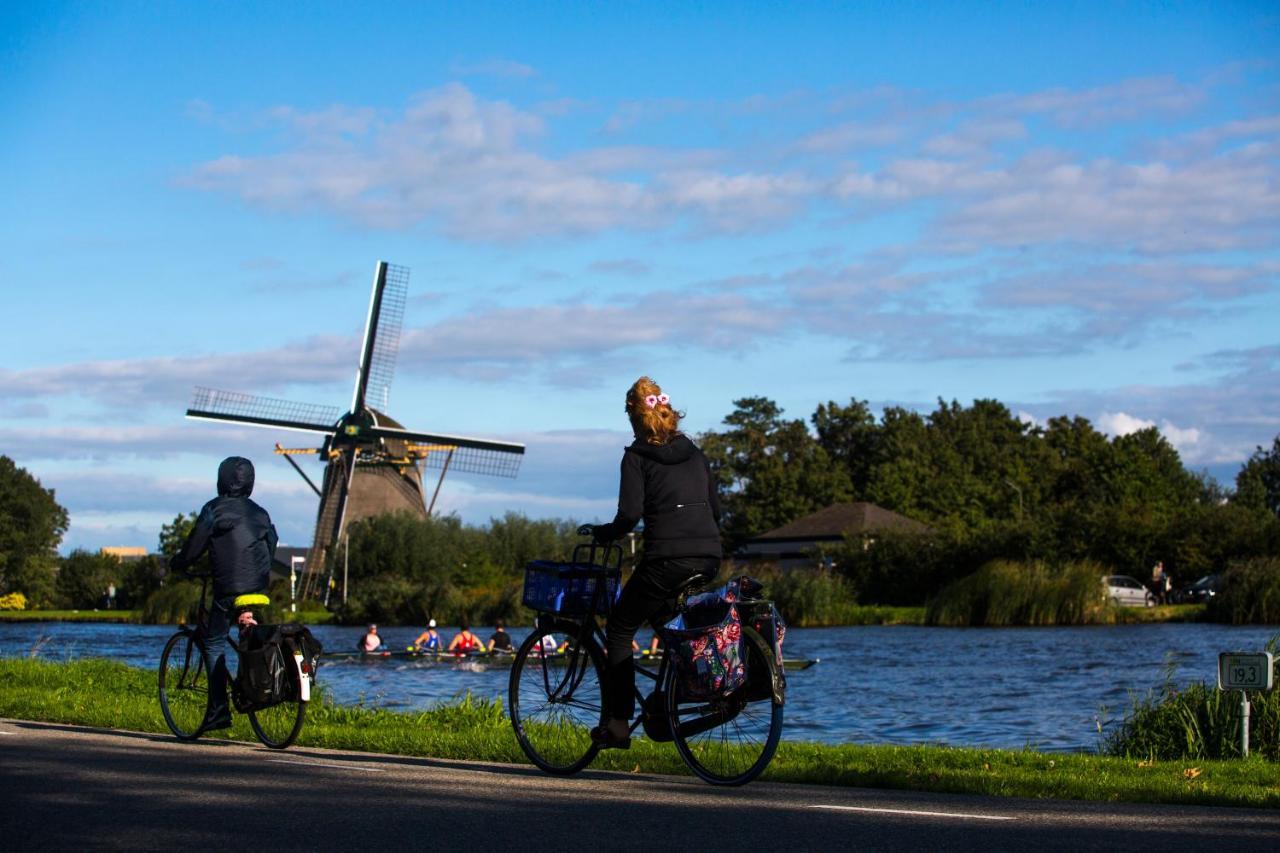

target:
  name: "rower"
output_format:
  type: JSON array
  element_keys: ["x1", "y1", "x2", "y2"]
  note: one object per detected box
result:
[
  {"x1": 359, "y1": 624, "x2": 381, "y2": 653},
  {"x1": 447, "y1": 619, "x2": 483, "y2": 654},
  {"x1": 412, "y1": 619, "x2": 442, "y2": 652},
  {"x1": 488, "y1": 619, "x2": 514, "y2": 654}
]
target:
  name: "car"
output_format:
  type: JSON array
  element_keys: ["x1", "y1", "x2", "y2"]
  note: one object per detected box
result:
[
  {"x1": 1103, "y1": 575, "x2": 1156, "y2": 607},
  {"x1": 1173, "y1": 573, "x2": 1222, "y2": 604}
]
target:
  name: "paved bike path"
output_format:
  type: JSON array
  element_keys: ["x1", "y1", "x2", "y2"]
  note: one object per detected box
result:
[{"x1": 2, "y1": 719, "x2": 1277, "y2": 852}]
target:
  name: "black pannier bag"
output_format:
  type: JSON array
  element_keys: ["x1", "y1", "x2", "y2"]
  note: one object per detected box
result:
[{"x1": 233, "y1": 623, "x2": 323, "y2": 712}]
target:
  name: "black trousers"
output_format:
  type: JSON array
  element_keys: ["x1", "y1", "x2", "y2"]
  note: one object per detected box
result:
[{"x1": 604, "y1": 555, "x2": 719, "y2": 721}]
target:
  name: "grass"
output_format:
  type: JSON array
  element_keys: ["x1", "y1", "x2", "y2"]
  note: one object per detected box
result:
[
  {"x1": 926, "y1": 560, "x2": 1113, "y2": 626},
  {"x1": 0, "y1": 610, "x2": 142, "y2": 623},
  {"x1": 1, "y1": 657, "x2": 1277, "y2": 807}
]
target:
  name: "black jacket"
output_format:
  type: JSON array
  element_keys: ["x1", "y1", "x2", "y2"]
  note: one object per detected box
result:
[
  {"x1": 593, "y1": 435, "x2": 722, "y2": 559},
  {"x1": 170, "y1": 457, "x2": 278, "y2": 600}
]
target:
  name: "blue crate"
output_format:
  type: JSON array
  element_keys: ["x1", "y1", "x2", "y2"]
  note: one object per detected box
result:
[{"x1": 522, "y1": 560, "x2": 621, "y2": 617}]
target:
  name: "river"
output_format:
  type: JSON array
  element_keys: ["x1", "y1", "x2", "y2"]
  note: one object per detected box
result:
[{"x1": 3, "y1": 621, "x2": 1275, "y2": 752}]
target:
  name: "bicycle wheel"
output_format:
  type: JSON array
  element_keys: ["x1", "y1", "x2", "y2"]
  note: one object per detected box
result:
[
  {"x1": 248, "y1": 697, "x2": 306, "y2": 749},
  {"x1": 509, "y1": 621, "x2": 605, "y2": 775},
  {"x1": 158, "y1": 631, "x2": 207, "y2": 740},
  {"x1": 665, "y1": 625, "x2": 784, "y2": 786}
]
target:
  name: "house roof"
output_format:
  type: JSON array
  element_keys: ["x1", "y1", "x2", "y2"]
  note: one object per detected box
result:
[{"x1": 750, "y1": 502, "x2": 928, "y2": 542}]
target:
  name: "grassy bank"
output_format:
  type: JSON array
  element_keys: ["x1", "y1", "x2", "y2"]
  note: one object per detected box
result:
[
  {"x1": 2, "y1": 657, "x2": 1276, "y2": 807},
  {"x1": 0, "y1": 610, "x2": 141, "y2": 623}
]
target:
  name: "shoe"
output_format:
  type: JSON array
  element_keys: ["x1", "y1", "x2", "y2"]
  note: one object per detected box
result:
[
  {"x1": 590, "y1": 725, "x2": 631, "y2": 750},
  {"x1": 198, "y1": 708, "x2": 233, "y2": 734}
]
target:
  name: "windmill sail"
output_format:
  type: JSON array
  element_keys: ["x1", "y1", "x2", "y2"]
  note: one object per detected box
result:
[
  {"x1": 352, "y1": 261, "x2": 409, "y2": 414},
  {"x1": 369, "y1": 423, "x2": 524, "y2": 478},
  {"x1": 187, "y1": 387, "x2": 340, "y2": 433}
]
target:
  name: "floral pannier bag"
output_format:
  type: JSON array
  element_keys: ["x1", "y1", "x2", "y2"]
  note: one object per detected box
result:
[{"x1": 663, "y1": 589, "x2": 748, "y2": 700}]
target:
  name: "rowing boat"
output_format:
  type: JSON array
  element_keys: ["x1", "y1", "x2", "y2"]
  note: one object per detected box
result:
[{"x1": 324, "y1": 649, "x2": 818, "y2": 671}]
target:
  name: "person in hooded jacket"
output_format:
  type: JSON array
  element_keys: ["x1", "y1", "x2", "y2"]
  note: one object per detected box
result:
[
  {"x1": 581, "y1": 377, "x2": 721, "y2": 749},
  {"x1": 169, "y1": 456, "x2": 278, "y2": 733}
]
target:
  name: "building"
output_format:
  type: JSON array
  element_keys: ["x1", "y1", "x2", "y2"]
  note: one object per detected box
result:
[
  {"x1": 99, "y1": 546, "x2": 148, "y2": 562},
  {"x1": 736, "y1": 501, "x2": 929, "y2": 570}
]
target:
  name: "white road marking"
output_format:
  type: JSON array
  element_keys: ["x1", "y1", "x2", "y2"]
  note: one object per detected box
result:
[
  {"x1": 809, "y1": 804, "x2": 1015, "y2": 821},
  {"x1": 266, "y1": 759, "x2": 385, "y2": 773}
]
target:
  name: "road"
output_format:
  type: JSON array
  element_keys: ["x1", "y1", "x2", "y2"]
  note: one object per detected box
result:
[{"x1": 2, "y1": 719, "x2": 1277, "y2": 852}]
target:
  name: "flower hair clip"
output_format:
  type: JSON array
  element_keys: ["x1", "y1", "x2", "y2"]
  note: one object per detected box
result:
[{"x1": 644, "y1": 393, "x2": 670, "y2": 409}]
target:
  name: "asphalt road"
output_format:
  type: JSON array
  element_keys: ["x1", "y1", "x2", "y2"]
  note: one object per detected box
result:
[{"x1": 2, "y1": 719, "x2": 1277, "y2": 852}]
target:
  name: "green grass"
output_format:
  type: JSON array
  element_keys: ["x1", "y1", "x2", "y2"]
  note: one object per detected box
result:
[
  {"x1": 2, "y1": 657, "x2": 1277, "y2": 807},
  {"x1": 1114, "y1": 604, "x2": 1207, "y2": 624},
  {"x1": 0, "y1": 610, "x2": 142, "y2": 623}
]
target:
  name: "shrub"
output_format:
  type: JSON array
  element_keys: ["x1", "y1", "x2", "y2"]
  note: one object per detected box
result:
[
  {"x1": 141, "y1": 580, "x2": 202, "y2": 624},
  {"x1": 0, "y1": 591, "x2": 27, "y2": 610},
  {"x1": 925, "y1": 559, "x2": 1113, "y2": 626},
  {"x1": 743, "y1": 564, "x2": 864, "y2": 626},
  {"x1": 1207, "y1": 557, "x2": 1280, "y2": 624}
]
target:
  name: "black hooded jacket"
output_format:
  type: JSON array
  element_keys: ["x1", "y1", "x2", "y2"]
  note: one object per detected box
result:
[
  {"x1": 592, "y1": 434, "x2": 722, "y2": 559},
  {"x1": 170, "y1": 457, "x2": 278, "y2": 599}
]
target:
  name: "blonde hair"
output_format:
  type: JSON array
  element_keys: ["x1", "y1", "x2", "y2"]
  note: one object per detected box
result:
[{"x1": 625, "y1": 376, "x2": 683, "y2": 445}]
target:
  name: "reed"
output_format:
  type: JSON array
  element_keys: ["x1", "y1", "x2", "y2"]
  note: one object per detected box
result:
[
  {"x1": 1105, "y1": 638, "x2": 1280, "y2": 761},
  {"x1": 925, "y1": 559, "x2": 1114, "y2": 626}
]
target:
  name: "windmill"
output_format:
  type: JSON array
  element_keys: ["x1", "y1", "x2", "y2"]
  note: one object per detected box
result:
[{"x1": 186, "y1": 261, "x2": 525, "y2": 598}]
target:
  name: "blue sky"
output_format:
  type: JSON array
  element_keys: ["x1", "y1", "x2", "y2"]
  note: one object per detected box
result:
[{"x1": 3, "y1": 2, "x2": 1278, "y2": 552}]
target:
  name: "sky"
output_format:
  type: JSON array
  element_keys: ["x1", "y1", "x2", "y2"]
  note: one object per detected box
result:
[{"x1": 2, "y1": 1, "x2": 1278, "y2": 553}]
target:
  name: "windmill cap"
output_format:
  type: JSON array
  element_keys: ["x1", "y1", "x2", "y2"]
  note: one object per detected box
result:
[{"x1": 217, "y1": 456, "x2": 255, "y2": 497}]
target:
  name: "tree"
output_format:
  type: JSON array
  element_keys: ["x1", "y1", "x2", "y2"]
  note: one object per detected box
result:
[
  {"x1": 0, "y1": 456, "x2": 69, "y2": 607},
  {"x1": 1235, "y1": 435, "x2": 1280, "y2": 517},
  {"x1": 700, "y1": 397, "x2": 851, "y2": 546},
  {"x1": 812, "y1": 398, "x2": 879, "y2": 497},
  {"x1": 56, "y1": 550, "x2": 122, "y2": 609}
]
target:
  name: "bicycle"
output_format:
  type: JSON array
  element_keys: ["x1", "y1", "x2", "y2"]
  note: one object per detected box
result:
[
  {"x1": 157, "y1": 573, "x2": 310, "y2": 749},
  {"x1": 508, "y1": 542, "x2": 785, "y2": 786}
]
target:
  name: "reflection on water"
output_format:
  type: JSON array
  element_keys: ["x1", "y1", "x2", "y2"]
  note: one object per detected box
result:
[{"x1": 3, "y1": 620, "x2": 1275, "y2": 752}]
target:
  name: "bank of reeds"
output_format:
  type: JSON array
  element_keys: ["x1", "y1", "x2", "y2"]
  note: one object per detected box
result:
[
  {"x1": 3, "y1": 657, "x2": 1278, "y2": 807},
  {"x1": 736, "y1": 565, "x2": 922, "y2": 626},
  {"x1": 1208, "y1": 557, "x2": 1280, "y2": 624},
  {"x1": 1106, "y1": 636, "x2": 1280, "y2": 761},
  {"x1": 925, "y1": 559, "x2": 1113, "y2": 626}
]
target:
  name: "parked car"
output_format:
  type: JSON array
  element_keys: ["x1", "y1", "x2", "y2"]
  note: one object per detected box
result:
[
  {"x1": 1173, "y1": 573, "x2": 1222, "y2": 604},
  {"x1": 1103, "y1": 575, "x2": 1156, "y2": 607}
]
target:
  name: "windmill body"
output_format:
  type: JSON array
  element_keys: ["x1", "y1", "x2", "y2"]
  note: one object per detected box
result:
[{"x1": 186, "y1": 261, "x2": 524, "y2": 598}]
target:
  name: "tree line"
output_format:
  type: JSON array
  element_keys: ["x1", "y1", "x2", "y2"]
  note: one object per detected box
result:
[
  {"x1": 699, "y1": 397, "x2": 1280, "y2": 605},
  {"x1": 2, "y1": 394, "x2": 1278, "y2": 619}
]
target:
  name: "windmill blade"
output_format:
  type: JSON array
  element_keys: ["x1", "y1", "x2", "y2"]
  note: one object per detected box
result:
[
  {"x1": 351, "y1": 260, "x2": 409, "y2": 414},
  {"x1": 186, "y1": 387, "x2": 340, "y2": 434},
  {"x1": 369, "y1": 425, "x2": 525, "y2": 478}
]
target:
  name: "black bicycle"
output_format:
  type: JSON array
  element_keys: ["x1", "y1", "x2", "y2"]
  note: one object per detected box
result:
[
  {"x1": 157, "y1": 573, "x2": 309, "y2": 749},
  {"x1": 508, "y1": 543, "x2": 784, "y2": 786}
]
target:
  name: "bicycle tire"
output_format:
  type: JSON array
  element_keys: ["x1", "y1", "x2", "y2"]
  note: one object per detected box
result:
[
  {"x1": 248, "y1": 697, "x2": 306, "y2": 749},
  {"x1": 159, "y1": 631, "x2": 207, "y2": 740},
  {"x1": 665, "y1": 625, "x2": 783, "y2": 786},
  {"x1": 509, "y1": 620, "x2": 606, "y2": 775}
]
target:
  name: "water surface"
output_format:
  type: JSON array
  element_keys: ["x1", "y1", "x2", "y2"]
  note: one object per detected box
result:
[{"x1": 3, "y1": 621, "x2": 1275, "y2": 751}]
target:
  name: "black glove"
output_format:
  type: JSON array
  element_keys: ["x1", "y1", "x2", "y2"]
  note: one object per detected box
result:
[{"x1": 577, "y1": 524, "x2": 595, "y2": 537}]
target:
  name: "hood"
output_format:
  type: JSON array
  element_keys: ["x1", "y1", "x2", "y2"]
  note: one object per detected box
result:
[
  {"x1": 217, "y1": 456, "x2": 255, "y2": 497},
  {"x1": 626, "y1": 433, "x2": 698, "y2": 465}
]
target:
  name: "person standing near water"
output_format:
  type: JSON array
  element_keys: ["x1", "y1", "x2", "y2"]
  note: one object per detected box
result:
[{"x1": 580, "y1": 377, "x2": 722, "y2": 750}]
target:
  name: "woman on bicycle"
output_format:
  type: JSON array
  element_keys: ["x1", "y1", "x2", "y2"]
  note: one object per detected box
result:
[{"x1": 581, "y1": 376, "x2": 721, "y2": 749}]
